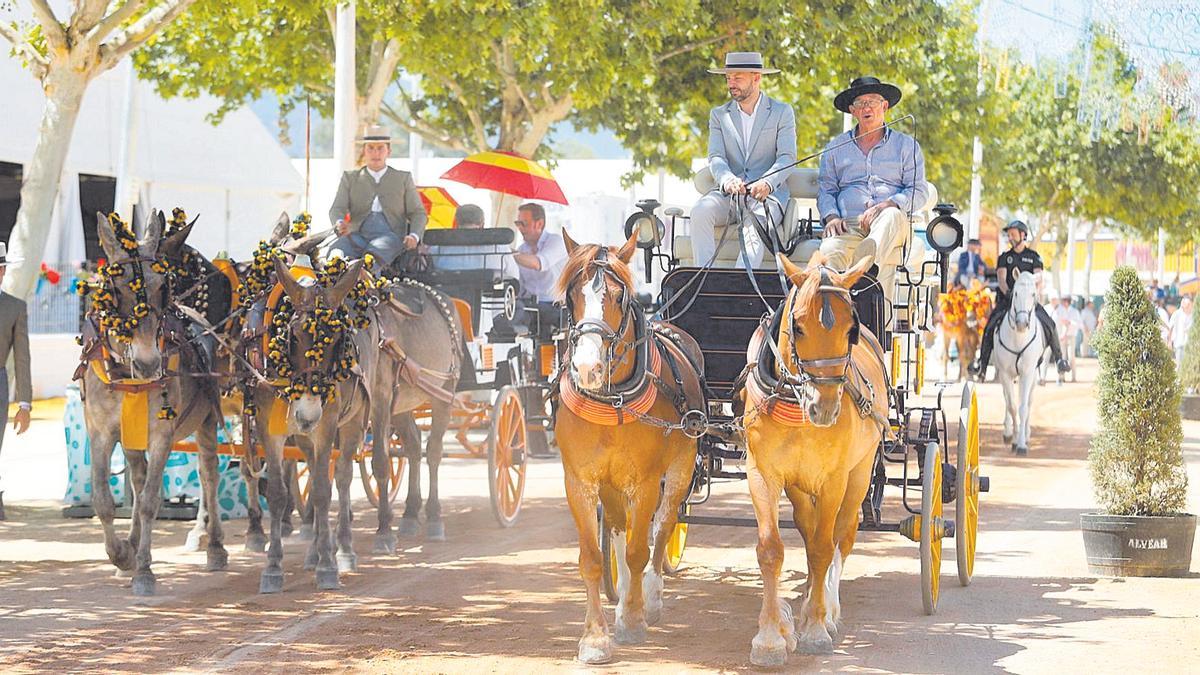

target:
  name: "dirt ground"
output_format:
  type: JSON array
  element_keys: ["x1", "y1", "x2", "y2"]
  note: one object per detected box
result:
[{"x1": 2, "y1": 358, "x2": 1198, "y2": 673}]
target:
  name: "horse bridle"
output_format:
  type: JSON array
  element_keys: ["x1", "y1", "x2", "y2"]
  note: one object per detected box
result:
[
  {"x1": 780, "y1": 268, "x2": 860, "y2": 392},
  {"x1": 564, "y1": 247, "x2": 639, "y2": 391}
]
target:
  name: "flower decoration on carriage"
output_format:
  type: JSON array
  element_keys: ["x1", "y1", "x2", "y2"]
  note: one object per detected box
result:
[{"x1": 291, "y1": 212, "x2": 311, "y2": 238}]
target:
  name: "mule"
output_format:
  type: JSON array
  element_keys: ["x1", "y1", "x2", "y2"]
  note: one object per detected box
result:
[
  {"x1": 992, "y1": 271, "x2": 1043, "y2": 455},
  {"x1": 78, "y1": 210, "x2": 228, "y2": 596},
  {"x1": 741, "y1": 253, "x2": 887, "y2": 665},
  {"x1": 253, "y1": 257, "x2": 376, "y2": 592},
  {"x1": 554, "y1": 232, "x2": 706, "y2": 664}
]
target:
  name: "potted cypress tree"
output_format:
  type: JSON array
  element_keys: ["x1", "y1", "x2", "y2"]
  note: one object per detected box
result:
[
  {"x1": 1082, "y1": 267, "x2": 1194, "y2": 576},
  {"x1": 1179, "y1": 303, "x2": 1200, "y2": 420}
]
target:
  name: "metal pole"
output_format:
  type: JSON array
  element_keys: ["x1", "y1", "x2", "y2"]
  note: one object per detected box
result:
[
  {"x1": 113, "y1": 58, "x2": 140, "y2": 223},
  {"x1": 332, "y1": 0, "x2": 357, "y2": 173},
  {"x1": 408, "y1": 75, "x2": 423, "y2": 183},
  {"x1": 1066, "y1": 217, "x2": 1076, "y2": 296},
  {"x1": 1158, "y1": 227, "x2": 1166, "y2": 284}
]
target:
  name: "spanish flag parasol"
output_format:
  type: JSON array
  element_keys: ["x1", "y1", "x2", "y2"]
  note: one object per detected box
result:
[
  {"x1": 418, "y1": 186, "x2": 459, "y2": 229},
  {"x1": 440, "y1": 150, "x2": 568, "y2": 205}
]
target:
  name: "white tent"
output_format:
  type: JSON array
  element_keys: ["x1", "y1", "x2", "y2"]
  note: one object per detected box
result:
[{"x1": 0, "y1": 53, "x2": 302, "y2": 262}]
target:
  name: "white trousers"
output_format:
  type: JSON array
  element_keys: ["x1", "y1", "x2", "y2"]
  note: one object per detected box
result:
[
  {"x1": 819, "y1": 207, "x2": 910, "y2": 307},
  {"x1": 689, "y1": 191, "x2": 784, "y2": 269}
]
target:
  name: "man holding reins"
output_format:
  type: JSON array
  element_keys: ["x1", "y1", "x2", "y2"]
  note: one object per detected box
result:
[
  {"x1": 690, "y1": 52, "x2": 797, "y2": 268},
  {"x1": 972, "y1": 220, "x2": 1071, "y2": 379}
]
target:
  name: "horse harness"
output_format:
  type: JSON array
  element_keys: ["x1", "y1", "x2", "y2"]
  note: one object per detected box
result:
[
  {"x1": 996, "y1": 292, "x2": 1041, "y2": 371},
  {"x1": 738, "y1": 268, "x2": 892, "y2": 434},
  {"x1": 557, "y1": 247, "x2": 707, "y2": 436}
]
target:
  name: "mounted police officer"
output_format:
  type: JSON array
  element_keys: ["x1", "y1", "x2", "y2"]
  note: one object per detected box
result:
[{"x1": 971, "y1": 220, "x2": 1071, "y2": 379}]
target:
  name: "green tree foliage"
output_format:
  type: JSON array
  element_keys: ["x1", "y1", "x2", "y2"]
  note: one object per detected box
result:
[
  {"x1": 1089, "y1": 266, "x2": 1188, "y2": 516},
  {"x1": 137, "y1": 0, "x2": 984, "y2": 199},
  {"x1": 981, "y1": 38, "x2": 1200, "y2": 247}
]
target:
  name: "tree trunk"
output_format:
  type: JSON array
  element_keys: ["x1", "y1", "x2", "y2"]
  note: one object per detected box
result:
[{"x1": 3, "y1": 66, "x2": 92, "y2": 300}]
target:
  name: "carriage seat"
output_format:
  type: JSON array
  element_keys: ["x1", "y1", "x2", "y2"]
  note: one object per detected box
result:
[
  {"x1": 675, "y1": 167, "x2": 822, "y2": 269},
  {"x1": 423, "y1": 227, "x2": 518, "y2": 289}
]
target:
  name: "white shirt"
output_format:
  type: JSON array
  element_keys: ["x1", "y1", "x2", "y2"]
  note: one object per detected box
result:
[
  {"x1": 1051, "y1": 303, "x2": 1082, "y2": 338},
  {"x1": 517, "y1": 229, "x2": 568, "y2": 303},
  {"x1": 737, "y1": 93, "x2": 762, "y2": 152},
  {"x1": 366, "y1": 166, "x2": 386, "y2": 212},
  {"x1": 1169, "y1": 309, "x2": 1192, "y2": 349},
  {"x1": 1081, "y1": 307, "x2": 1097, "y2": 332}
]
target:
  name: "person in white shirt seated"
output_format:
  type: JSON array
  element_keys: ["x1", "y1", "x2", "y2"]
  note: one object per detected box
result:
[{"x1": 507, "y1": 202, "x2": 568, "y2": 338}]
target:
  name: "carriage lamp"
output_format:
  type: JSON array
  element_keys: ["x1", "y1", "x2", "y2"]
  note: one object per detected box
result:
[
  {"x1": 624, "y1": 199, "x2": 667, "y2": 283},
  {"x1": 925, "y1": 204, "x2": 964, "y2": 254}
]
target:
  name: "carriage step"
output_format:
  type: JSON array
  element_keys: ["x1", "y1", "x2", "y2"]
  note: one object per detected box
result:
[{"x1": 679, "y1": 513, "x2": 900, "y2": 532}]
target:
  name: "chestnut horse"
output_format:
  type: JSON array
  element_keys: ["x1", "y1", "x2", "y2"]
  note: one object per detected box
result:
[
  {"x1": 555, "y1": 233, "x2": 705, "y2": 664},
  {"x1": 742, "y1": 254, "x2": 888, "y2": 666}
]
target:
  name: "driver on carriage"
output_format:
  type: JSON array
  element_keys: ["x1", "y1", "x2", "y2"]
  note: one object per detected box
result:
[
  {"x1": 971, "y1": 220, "x2": 1071, "y2": 378},
  {"x1": 817, "y1": 76, "x2": 927, "y2": 310},
  {"x1": 690, "y1": 52, "x2": 797, "y2": 268}
]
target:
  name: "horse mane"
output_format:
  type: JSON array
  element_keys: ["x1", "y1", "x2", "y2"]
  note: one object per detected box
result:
[{"x1": 554, "y1": 242, "x2": 635, "y2": 301}]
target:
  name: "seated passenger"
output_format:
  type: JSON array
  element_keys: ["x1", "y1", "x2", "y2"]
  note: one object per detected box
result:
[
  {"x1": 429, "y1": 203, "x2": 519, "y2": 279},
  {"x1": 690, "y1": 51, "x2": 796, "y2": 268},
  {"x1": 508, "y1": 202, "x2": 567, "y2": 338},
  {"x1": 817, "y1": 76, "x2": 927, "y2": 308}
]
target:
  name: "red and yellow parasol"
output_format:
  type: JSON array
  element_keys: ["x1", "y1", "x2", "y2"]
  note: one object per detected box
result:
[
  {"x1": 418, "y1": 186, "x2": 459, "y2": 229},
  {"x1": 440, "y1": 150, "x2": 568, "y2": 205}
]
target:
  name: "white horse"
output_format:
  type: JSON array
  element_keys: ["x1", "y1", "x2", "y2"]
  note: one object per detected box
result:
[{"x1": 991, "y1": 271, "x2": 1044, "y2": 455}]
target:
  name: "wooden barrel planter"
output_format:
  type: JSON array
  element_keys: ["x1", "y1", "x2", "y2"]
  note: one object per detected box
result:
[{"x1": 1081, "y1": 513, "x2": 1196, "y2": 577}]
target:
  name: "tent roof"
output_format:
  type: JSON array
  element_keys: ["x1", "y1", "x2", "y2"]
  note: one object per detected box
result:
[{"x1": 0, "y1": 53, "x2": 300, "y2": 195}]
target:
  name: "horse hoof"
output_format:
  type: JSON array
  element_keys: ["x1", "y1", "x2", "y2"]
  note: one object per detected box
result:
[
  {"x1": 796, "y1": 632, "x2": 834, "y2": 655},
  {"x1": 260, "y1": 571, "x2": 284, "y2": 594},
  {"x1": 750, "y1": 637, "x2": 788, "y2": 667},
  {"x1": 1010, "y1": 443, "x2": 1018, "y2": 454},
  {"x1": 316, "y1": 568, "x2": 341, "y2": 591},
  {"x1": 1016, "y1": 446, "x2": 1028, "y2": 457},
  {"x1": 244, "y1": 533, "x2": 268, "y2": 554},
  {"x1": 373, "y1": 533, "x2": 397, "y2": 555},
  {"x1": 577, "y1": 635, "x2": 614, "y2": 664},
  {"x1": 207, "y1": 547, "x2": 229, "y2": 572},
  {"x1": 114, "y1": 568, "x2": 133, "y2": 579},
  {"x1": 1002, "y1": 433, "x2": 1012, "y2": 443},
  {"x1": 397, "y1": 517, "x2": 420, "y2": 537},
  {"x1": 425, "y1": 521, "x2": 446, "y2": 541},
  {"x1": 644, "y1": 604, "x2": 662, "y2": 627},
  {"x1": 337, "y1": 553, "x2": 358, "y2": 574},
  {"x1": 296, "y1": 524, "x2": 316, "y2": 541},
  {"x1": 614, "y1": 620, "x2": 647, "y2": 645},
  {"x1": 183, "y1": 531, "x2": 205, "y2": 553},
  {"x1": 131, "y1": 573, "x2": 156, "y2": 597}
]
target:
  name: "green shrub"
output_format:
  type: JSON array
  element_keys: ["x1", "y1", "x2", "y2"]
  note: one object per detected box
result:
[
  {"x1": 1089, "y1": 266, "x2": 1187, "y2": 516},
  {"x1": 1179, "y1": 302, "x2": 1200, "y2": 394}
]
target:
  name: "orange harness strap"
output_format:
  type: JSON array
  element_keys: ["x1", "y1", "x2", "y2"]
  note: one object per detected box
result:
[{"x1": 559, "y1": 345, "x2": 662, "y2": 426}]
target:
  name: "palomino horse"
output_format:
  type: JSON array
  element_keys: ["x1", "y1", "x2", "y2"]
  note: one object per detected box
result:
[
  {"x1": 555, "y1": 233, "x2": 705, "y2": 664},
  {"x1": 942, "y1": 306, "x2": 986, "y2": 382},
  {"x1": 992, "y1": 270, "x2": 1044, "y2": 455},
  {"x1": 742, "y1": 253, "x2": 888, "y2": 666},
  {"x1": 77, "y1": 211, "x2": 229, "y2": 595}
]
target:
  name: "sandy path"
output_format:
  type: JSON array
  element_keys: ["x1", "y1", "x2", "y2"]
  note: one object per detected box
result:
[{"x1": 1, "y1": 359, "x2": 1198, "y2": 673}]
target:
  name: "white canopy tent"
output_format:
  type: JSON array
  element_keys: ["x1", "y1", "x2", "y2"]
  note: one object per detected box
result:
[{"x1": 0, "y1": 53, "x2": 302, "y2": 263}]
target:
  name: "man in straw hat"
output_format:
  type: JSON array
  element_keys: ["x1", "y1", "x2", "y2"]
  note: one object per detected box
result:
[
  {"x1": 691, "y1": 51, "x2": 796, "y2": 268},
  {"x1": 817, "y1": 76, "x2": 927, "y2": 308},
  {"x1": 328, "y1": 124, "x2": 428, "y2": 266},
  {"x1": 0, "y1": 242, "x2": 32, "y2": 519}
]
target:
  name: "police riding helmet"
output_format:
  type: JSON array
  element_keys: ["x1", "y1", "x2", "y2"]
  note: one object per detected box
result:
[{"x1": 1005, "y1": 220, "x2": 1028, "y2": 235}]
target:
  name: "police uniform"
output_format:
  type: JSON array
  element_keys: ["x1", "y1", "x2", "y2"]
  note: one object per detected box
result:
[{"x1": 975, "y1": 244, "x2": 1068, "y2": 374}]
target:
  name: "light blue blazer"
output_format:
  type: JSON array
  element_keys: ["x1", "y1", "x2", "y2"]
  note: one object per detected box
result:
[{"x1": 707, "y1": 94, "x2": 798, "y2": 202}]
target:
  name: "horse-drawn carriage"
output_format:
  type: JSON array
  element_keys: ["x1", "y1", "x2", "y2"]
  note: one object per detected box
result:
[{"x1": 592, "y1": 168, "x2": 989, "y2": 616}]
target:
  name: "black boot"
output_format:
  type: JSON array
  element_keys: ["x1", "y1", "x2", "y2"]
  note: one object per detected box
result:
[{"x1": 1057, "y1": 358, "x2": 1071, "y2": 374}]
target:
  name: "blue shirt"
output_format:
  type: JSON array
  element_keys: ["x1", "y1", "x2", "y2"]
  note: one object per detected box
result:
[{"x1": 817, "y1": 126, "x2": 927, "y2": 222}]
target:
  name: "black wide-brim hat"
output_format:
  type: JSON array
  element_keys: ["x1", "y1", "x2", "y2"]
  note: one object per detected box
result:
[{"x1": 834, "y1": 76, "x2": 902, "y2": 113}]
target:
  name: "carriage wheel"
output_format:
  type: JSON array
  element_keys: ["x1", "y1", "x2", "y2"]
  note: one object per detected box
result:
[
  {"x1": 488, "y1": 386, "x2": 528, "y2": 528},
  {"x1": 920, "y1": 442, "x2": 945, "y2": 615},
  {"x1": 598, "y1": 508, "x2": 619, "y2": 603},
  {"x1": 956, "y1": 383, "x2": 981, "y2": 587},
  {"x1": 358, "y1": 441, "x2": 407, "y2": 508},
  {"x1": 662, "y1": 505, "x2": 690, "y2": 575}
]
